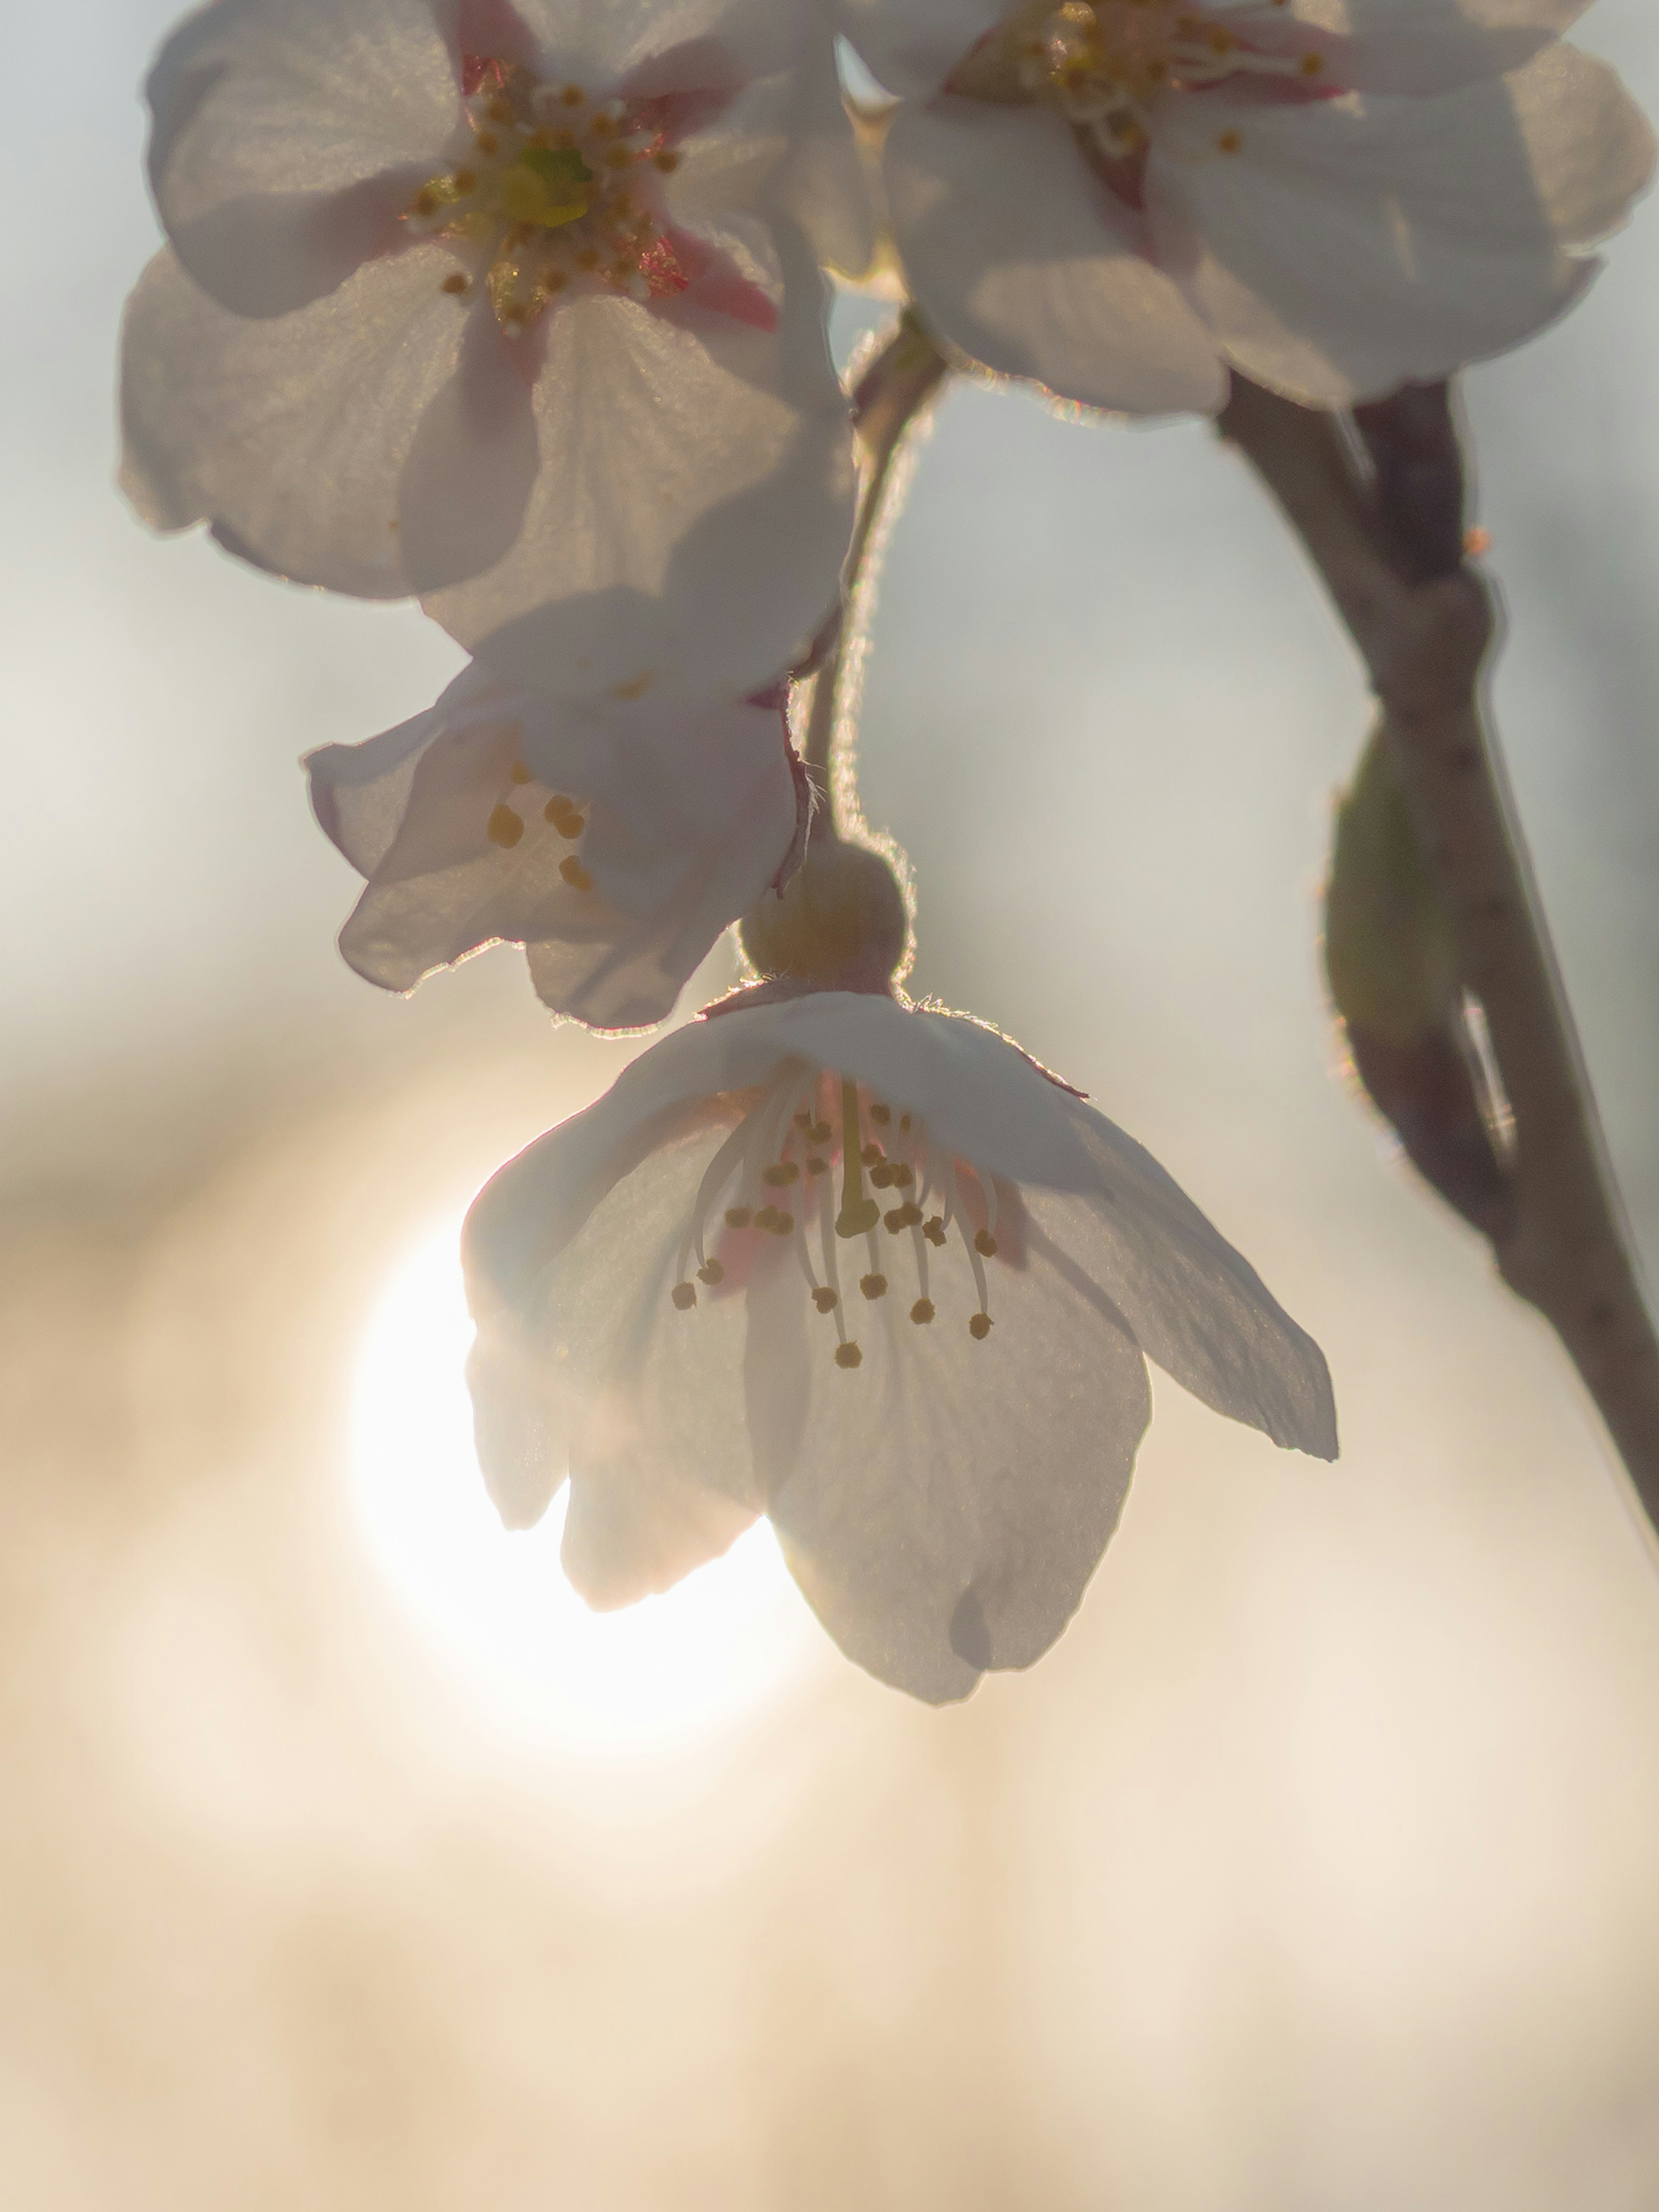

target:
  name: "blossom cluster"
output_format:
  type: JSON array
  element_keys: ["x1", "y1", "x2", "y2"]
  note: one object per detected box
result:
[{"x1": 122, "y1": 0, "x2": 1649, "y2": 1695}]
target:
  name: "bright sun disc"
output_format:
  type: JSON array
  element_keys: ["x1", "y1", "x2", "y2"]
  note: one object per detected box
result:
[{"x1": 349, "y1": 1217, "x2": 818, "y2": 1758}]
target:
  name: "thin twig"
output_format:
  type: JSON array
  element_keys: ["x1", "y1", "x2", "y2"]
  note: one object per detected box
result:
[{"x1": 1220, "y1": 376, "x2": 1659, "y2": 1538}]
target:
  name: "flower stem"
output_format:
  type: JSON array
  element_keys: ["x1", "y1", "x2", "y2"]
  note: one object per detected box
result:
[
  {"x1": 799, "y1": 310, "x2": 949, "y2": 826},
  {"x1": 1219, "y1": 375, "x2": 1659, "y2": 1540}
]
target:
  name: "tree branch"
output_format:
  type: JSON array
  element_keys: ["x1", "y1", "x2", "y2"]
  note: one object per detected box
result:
[{"x1": 1220, "y1": 375, "x2": 1659, "y2": 1536}]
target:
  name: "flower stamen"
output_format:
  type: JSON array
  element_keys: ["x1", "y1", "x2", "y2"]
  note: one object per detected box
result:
[
  {"x1": 667, "y1": 1067, "x2": 1009, "y2": 1367},
  {"x1": 405, "y1": 63, "x2": 686, "y2": 330}
]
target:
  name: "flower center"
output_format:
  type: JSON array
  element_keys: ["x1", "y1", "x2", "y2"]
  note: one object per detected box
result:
[
  {"x1": 670, "y1": 1060, "x2": 1006, "y2": 1367},
  {"x1": 405, "y1": 67, "x2": 686, "y2": 333},
  {"x1": 484, "y1": 754, "x2": 593, "y2": 892},
  {"x1": 952, "y1": 0, "x2": 1326, "y2": 160}
]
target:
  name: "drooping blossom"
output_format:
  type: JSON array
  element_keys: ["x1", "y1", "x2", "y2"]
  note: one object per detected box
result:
[
  {"x1": 121, "y1": 0, "x2": 869, "y2": 698},
  {"x1": 305, "y1": 664, "x2": 803, "y2": 1032},
  {"x1": 839, "y1": 0, "x2": 1655, "y2": 412},
  {"x1": 463, "y1": 989, "x2": 1336, "y2": 1702}
]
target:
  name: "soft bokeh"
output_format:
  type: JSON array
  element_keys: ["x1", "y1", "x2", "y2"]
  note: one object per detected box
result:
[{"x1": 6, "y1": 3, "x2": 1659, "y2": 2204}]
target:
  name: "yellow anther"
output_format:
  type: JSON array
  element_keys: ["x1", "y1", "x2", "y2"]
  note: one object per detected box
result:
[
  {"x1": 487, "y1": 804, "x2": 524, "y2": 848},
  {"x1": 794, "y1": 1112, "x2": 815, "y2": 1132},
  {"x1": 870, "y1": 1163, "x2": 895, "y2": 1189},
  {"x1": 899, "y1": 1114, "x2": 912, "y2": 1133},
  {"x1": 576, "y1": 248, "x2": 601, "y2": 270},
  {"x1": 486, "y1": 95, "x2": 515, "y2": 123},
  {"x1": 671, "y1": 1281, "x2": 696, "y2": 1310},
  {"x1": 910, "y1": 1299, "x2": 935, "y2": 1325},
  {"x1": 1217, "y1": 129, "x2": 1241, "y2": 153},
  {"x1": 769, "y1": 1211, "x2": 794, "y2": 1237},
  {"x1": 1300, "y1": 51, "x2": 1323, "y2": 73},
  {"x1": 697, "y1": 1259, "x2": 724, "y2": 1286},
  {"x1": 860, "y1": 1273, "x2": 887, "y2": 1300},
  {"x1": 969, "y1": 1313, "x2": 993, "y2": 1341},
  {"x1": 806, "y1": 1157, "x2": 829, "y2": 1177},
  {"x1": 509, "y1": 760, "x2": 533, "y2": 784},
  {"x1": 441, "y1": 272, "x2": 468, "y2": 295},
  {"x1": 886, "y1": 1204, "x2": 923, "y2": 1234},
  {"x1": 562, "y1": 84, "x2": 585, "y2": 105},
  {"x1": 654, "y1": 150, "x2": 681, "y2": 172},
  {"x1": 1206, "y1": 22, "x2": 1233, "y2": 49},
  {"x1": 974, "y1": 1229, "x2": 998, "y2": 1258},
  {"x1": 413, "y1": 187, "x2": 440, "y2": 217},
  {"x1": 754, "y1": 1205, "x2": 779, "y2": 1232},
  {"x1": 725, "y1": 1207, "x2": 752, "y2": 1229},
  {"x1": 762, "y1": 1161, "x2": 800, "y2": 1187},
  {"x1": 475, "y1": 131, "x2": 499, "y2": 155},
  {"x1": 890, "y1": 1162, "x2": 915, "y2": 1189},
  {"x1": 923, "y1": 1217, "x2": 947, "y2": 1248},
  {"x1": 547, "y1": 806, "x2": 585, "y2": 836},
  {"x1": 861, "y1": 1144, "x2": 883, "y2": 1168},
  {"x1": 559, "y1": 855, "x2": 593, "y2": 891},
  {"x1": 453, "y1": 168, "x2": 478, "y2": 193},
  {"x1": 870, "y1": 1104, "x2": 891, "y2": 1126},
  {"x1": 810, "y1": 1120, "x2": 833, "y2": 1145},
  {"x1": 834, "y1": 1342, "x2": 863, "y2": 1370},
  {"x1": 812, "y1": 1287, "x2": 839, "y2": 1314}
]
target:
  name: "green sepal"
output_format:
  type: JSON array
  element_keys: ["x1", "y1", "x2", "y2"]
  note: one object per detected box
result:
[{"x1": 1324, "y1": 725, "x2": 1460, "y2": 1049}]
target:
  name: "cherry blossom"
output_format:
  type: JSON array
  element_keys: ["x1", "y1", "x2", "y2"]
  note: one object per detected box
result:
[
  {"x1": 839, "y1": 0, "x2": 1655, "y2": 411},
  {"x1": 121, "y1": 0, "x2": 868, "y2": 697},
  {"x1": 463, "y1": 989, "x2": 1336, "y2": 1701},
  {"x1": 305, "y1": 664, "x2": 803, "y2": 1032}
]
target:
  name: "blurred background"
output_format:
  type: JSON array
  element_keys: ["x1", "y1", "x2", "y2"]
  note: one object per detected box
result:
[{"x1": 7, "y1": 3, "x2": 1659, "y2": 2205}]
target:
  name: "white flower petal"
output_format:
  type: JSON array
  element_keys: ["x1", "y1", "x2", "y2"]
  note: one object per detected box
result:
[
  {"x1": 1281, "y1": 0, "x2": 1594, "y2": 95},
  {"x1": 120, "y1": 245, "x2": 465, "y2": 595},
  {"x1": 422, "y1": 270, "x2": 857, "y2": 698},
  {"x1": 505, "y1": 0, "x2": 817, "y2": 86},
  {"x1": 885, "y1": 102, "x2": 1227, "y2": 415},
  {"x1": 839, "y1": 0, "x2": 1009, "y2": 97},
  {"x1": 397, "y1": 309, "x2": 541, "y2": 593},
  {"x1": 1039, "y1": 1104, "x2": 1338, "y2": 1459},
  {"x1": 469, "y1": 1105, "x2": 772, "y2": 1560},
  {"x1": 763, "y1": 1239, "x2": 1150, "y2": 1703},
  {"x1": 561, "y1": 1457, "x2": 758, "y2": 1609},
  {"x1": 147, "y1": 0, "x2": 460, "y2": 234},
  {"x1": 306, "y1": 668, "x2": 798, "y2": 1030},
  {"x1": 1148, "y1": 53, "x2": 1646, "y2": 405}
]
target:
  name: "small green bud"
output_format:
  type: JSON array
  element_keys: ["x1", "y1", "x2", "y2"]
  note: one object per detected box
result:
[{"x1": 1324, "y1": 725, "x2": 1459, "y2": 1048}]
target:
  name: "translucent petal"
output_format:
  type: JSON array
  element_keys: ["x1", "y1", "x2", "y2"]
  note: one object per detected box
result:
[
  {"x1": 885, "y1": 102, "x2": 1228, "y2": 416},
  {"x1": 422, "y1": 248, "x2": 856, "y2": 698},
  {"x1": 763, "y1": 1230, "x2": 1151, "y2": 1703},
  {"x1": 305, "y1": 669, "x2": 798, "y2": 1029},
  {"x1": 1148, "y1": 51, "x2": 1648, "y2": 404},
  {"x1": 120, "y1": 245, "x2": 464, "y2": 596}
]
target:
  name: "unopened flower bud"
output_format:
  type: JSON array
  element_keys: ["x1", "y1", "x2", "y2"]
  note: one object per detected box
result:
[{"x1": 740, "y1": 837, "x2": 909, "y2": 991}]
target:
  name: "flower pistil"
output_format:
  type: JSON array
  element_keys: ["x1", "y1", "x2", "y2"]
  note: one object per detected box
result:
[{"x1": 405, "y1": 70, "x2": 690, "y2": 332}]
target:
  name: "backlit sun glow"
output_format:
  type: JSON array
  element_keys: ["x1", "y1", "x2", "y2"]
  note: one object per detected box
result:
[{"x1": 350, "y1": 1218, "x2": 818, "y2": 1758}]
